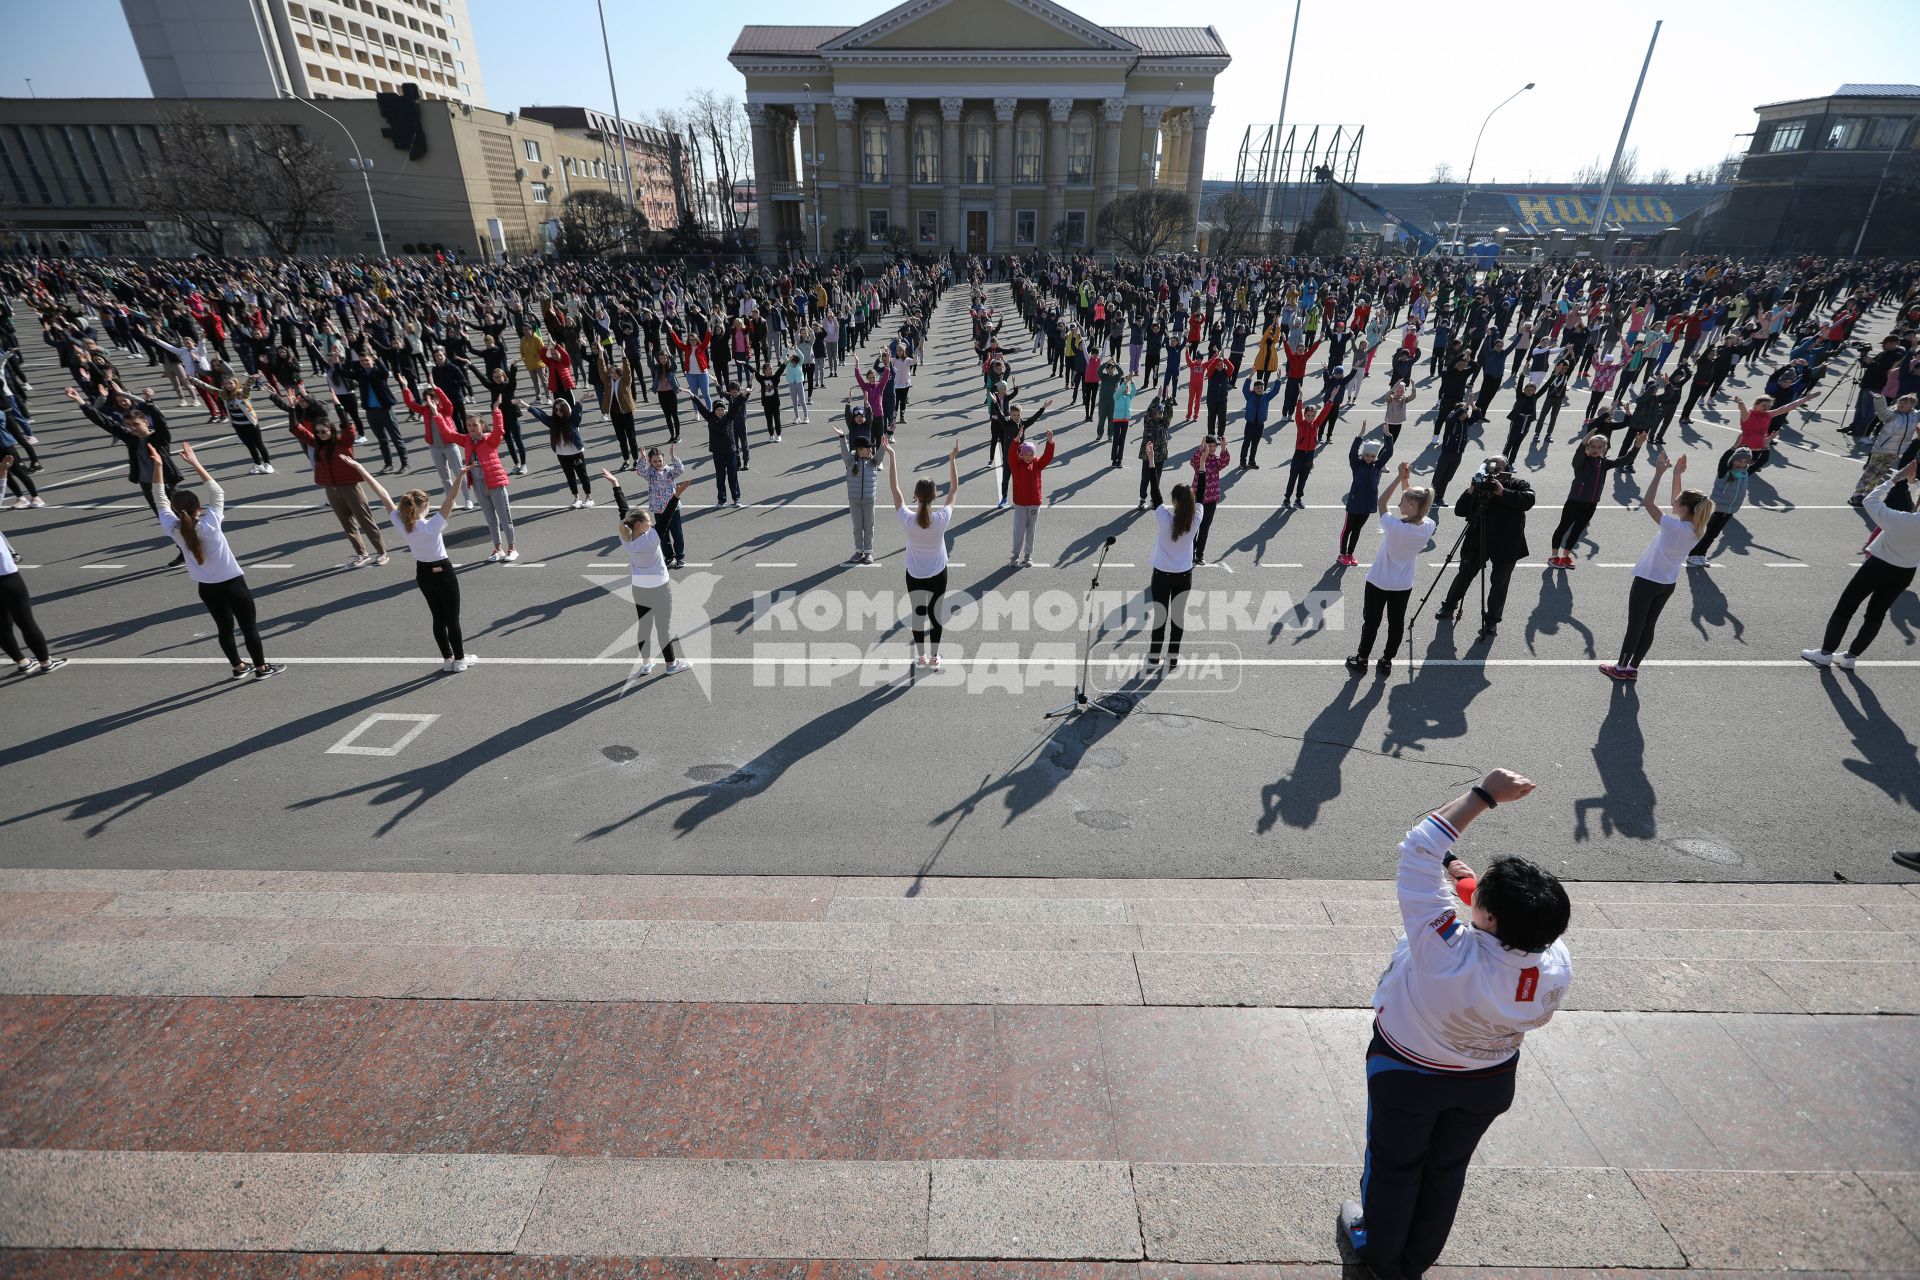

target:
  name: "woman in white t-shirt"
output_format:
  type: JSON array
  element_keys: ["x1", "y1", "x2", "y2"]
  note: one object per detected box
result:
[
  {"x1": 357, "y1": 461, "x2": 471, "y2": 673},
  {"x1": 1146, "y1": 483, "x2": 1198, "y2": 669},
  {"x1": 1603, "y1": 451, "x2": 1713, "y2": 682},
  {"x1": 885, "y1": 439, "x2": 958, "y2": 668},
  {"x1": 605, "y1": 468, "x2": 696, "y2": 677},
  {"x1": 151, "y1": 441, "x2": 283, "y2": 680},
  {"x1": 1347, "y1": 461, "x2": 1435, "y2": 676}
]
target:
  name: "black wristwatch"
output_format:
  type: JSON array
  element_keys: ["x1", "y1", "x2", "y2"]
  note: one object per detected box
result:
[{"x1": 1472, "y1": 784, "x2": 1498, "y2": 809}]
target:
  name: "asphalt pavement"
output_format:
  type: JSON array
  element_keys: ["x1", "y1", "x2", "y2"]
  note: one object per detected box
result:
[{"x1": 1, "y1": 280, "x2": 1915, "y2": 880}]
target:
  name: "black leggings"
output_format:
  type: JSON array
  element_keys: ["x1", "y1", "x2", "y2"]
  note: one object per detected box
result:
[
  {"x1": 1822, "y1": 556, "x2": 1915, "y2": 656},
  {"x1": 0, "y1": 571, "x2": 49, "y2": 664},
  {"x1": 905, "y1": 567, "x2": 948, "y2": 655},
  {"x1": 1194, "y1": 501, "x2": 1219, "y2": 559},
  {"x1": 230, "y1": 419, "x2": 272, "y2": 465},
  {"x1": 1690, "y1": 510, "x2": 1733, "y2": 559},
  {"x1": 1355, "y1": 581, "x2": 1410, "y2": 661},
  {"x1": 197, "y1": 576, "x2": 266, "y2": 668},
  {"x1": 611, "y1": 409, "x2": 640, "y2": 463},
  {"x1": 1551, "y1": 499, "x2": 1598, "y2": 552},
  {"x1": 4, "y1": 451, "x2": 37, "y2": 497},
  {"x1": 1616, "y1": 575, "x2": 1676, "y2": 668},
  {"x1": 1149, "y1": 567, "x2": 1193, "y2": 660},
  {"x1": 635, "y1": 592, "x2": 677, "y2": 662},
  {"x1": 1340, "y1": 511, "x2": 1366, "y2": 557},
  {"x1": 557, "y1": 453, "x2": 592, "y2": 496},
  {"x1": 658, "y1": 392, "x2": 681, "y2": 440},
  {"x1": 1284, "y1": 449, "x2": 1315, "y2": 502},
  {"x1": 416, "y1": 559, "x2": 464, "y2": 660}
]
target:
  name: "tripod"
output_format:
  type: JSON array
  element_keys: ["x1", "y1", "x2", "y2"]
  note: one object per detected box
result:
[
  {"x1": 1045, "y1": 535, "x2": 1121, "y2": 720},
  {"x1": 1409, "y1": 487, "x2": 1489, "y2": 665}
]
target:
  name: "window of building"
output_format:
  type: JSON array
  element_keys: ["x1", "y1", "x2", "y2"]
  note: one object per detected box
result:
[
  {"x1": 531, "y1": 182, "x2": 550, "y2": 203},
  {"x1": 297, "y1": 32, "x2": 313, "y2": 48},
  {"x1": 1065, "y1": 209, "x2": 1087, "y2": 245},
  {"x1": 355, "y1": 48, "x2": 371, "y2": 63},
  {"x1": 345, "y1": 72, "x2": 362, "y2": 87},
  {"x1": 327, "y1": 67, "x2": 344, "y2": 82},
  {"x1": 964, "y1": 117, "x2": 990, "y2": 183},
  {"x1": 868, "y1": 207, "x2": 890, "y2": 241},
  {"x1": 918, "y1": 208, "x2": 938, "y2": 244},
  {"x1": 455, "y1": 59, "x2": 465, "y2": 73},
  {"x1": 347, "y1": 20, "x2": 362, "y2": 36},
  {"x1": 1015, "y1": 113, "x2": 1042, "y2": 183},
  {"x1": 307, "y1": 62, "x2": 323, "y2": 79},
  {"x1": 524, "y1": 139, "x2": 541, "y2": 162},
  {"x1": 1826, "y1": 117, "x2": 1865, "y2": 150},
  {"x1": 1765, "y1": 119, "x2": 1806, "y2": 152},
  {"x1": 912, "y1": 112, "x2": 939, "y2": 183},
  {"x1": 460, "y1": 82, "x2": 470, "y2": 96},
  {"x1": 861, "y1": 112, "x2": 888, "y2": 183},
  {"x1": 1066, "y1": 112, "x2": 1093, "y2": 184},
  {"x1": 1014, "y1": 208, "x2": 1036, "y2": 245},
  {"x1": 288, "y1": 1, "x2": 305, "y2": 14},
  {"x1": 1865, "y1": 116, "x2": 1911, "y2": 150}
]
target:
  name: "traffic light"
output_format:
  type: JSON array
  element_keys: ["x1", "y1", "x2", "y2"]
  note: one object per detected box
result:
[{"x1": 377, "y1": 84, "x2": 427, "y2": 160}]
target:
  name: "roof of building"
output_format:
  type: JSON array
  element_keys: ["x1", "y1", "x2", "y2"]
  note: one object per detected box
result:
[
  {"x1": 1835, "y1": 83, "x2": 1920, "y2": 97},
  {"x1": 731, "y1": 26, "x2": 853, "y2": 56},
  {"x1": 729, "y1": 21, "x2": 1226, "y2": 58},
  {"x1": 1105, "y1": 26, "x2": 1228, "y2": 57}
]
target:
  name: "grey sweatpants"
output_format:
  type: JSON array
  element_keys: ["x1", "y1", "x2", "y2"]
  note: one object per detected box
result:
[
  {"x1": 429, "y1": 442, "x2": 464, "y2": 497},
  {"x1": 1011, "y1": 504, "x2": 1039, "y2": 561},
  {"x1": 848, "y1": 488, "x2": 875, "y2": 553},
  {"x1": 474, "y1": 484, "x2": 514, "y2": 548}
]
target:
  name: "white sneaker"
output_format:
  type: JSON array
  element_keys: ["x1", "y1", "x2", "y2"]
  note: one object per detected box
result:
[
  {"x1": 248, "y1": 464, "x2": 264, "y2": 476},
  {"x1": 664, "y1": 659, "x2": 690, "y2": 674},
  {"x1": 462, "y1": 653, "x2": 477, "y2": 667},
  {"x1": 28, "y1": 496, "x2": 44, "y2": 508},
  {"x1": 451, "y1": 658, "x2": 469, "y2": 672},
  {"x1": 638, "y1": 660, "x2": 656, "y2": 676},
  {"x1": 7, "y1": 497, "x2": 27, "y2": 510},
  {"x1": 1800, "y1": 648, "x2": 1831, "y2": 667},
  {"x1": 570, "y1": 498, "x2": 583, "y2": 509},
  {"x1": 465, "y1": 498, "x2": 477, "y2": 511},
  {"x1": 1834, "y1": 652, "x2": 1857, "y2": 670},
  {"x1": 504, "y1": 549, "x2": 520, "y2": 562},
  {"x1": 486, "y1": 550, "x2": 503, "y2": 563},
  {"x1": 441, "y1": 658, "x2": 457, "y2": 673},
  {"x1": 262, "y1": 463, "x2": 275, "y2": 474},
  {"x1": 1685, "y1": 555, "x2": 1707, "y2": 567},
  {"x1": 582, "y1": 499, "x2": 595, "y2": 509},
  {"x1": 349, "y1": 553, "x2": 370, "y2": 568}
]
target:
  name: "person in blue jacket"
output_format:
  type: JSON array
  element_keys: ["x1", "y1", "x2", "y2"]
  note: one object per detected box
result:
[
  {"x1": 1238, "y1": 376, "x2": 1282, "y2": 470},
  {"x1": 1338, "y1": 428, "x2": 1394, "y2": 565}
]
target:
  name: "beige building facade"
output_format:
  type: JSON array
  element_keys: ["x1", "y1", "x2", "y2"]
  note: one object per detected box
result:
[
  {"x1": 0, "y1": 96, "x2": 649, "y2": 258},
  {"x1": 728, "y1": 0, "x2": 1228, "y2": 257}
]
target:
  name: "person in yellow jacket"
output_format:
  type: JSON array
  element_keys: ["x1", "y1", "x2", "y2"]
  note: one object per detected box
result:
[
  {"x1": 1253, "y1": 317, "x2": 1282, "y2": 377},
  {"x1": 519, "y1": 327, "x2": 548, "y2": 405}
]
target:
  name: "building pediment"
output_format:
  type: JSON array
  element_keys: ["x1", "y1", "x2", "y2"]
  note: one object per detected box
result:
[{"x1": 820, "y1": 0, "x2": 1138, "y2": 54}]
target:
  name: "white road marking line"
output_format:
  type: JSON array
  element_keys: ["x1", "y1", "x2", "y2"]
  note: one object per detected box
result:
[
  {"x1": 249, "y1": 563, "x2": 297, "y2": 569},
  {"x1": 14, "y1": 564, "x2": 40, "y2": 570},
  {"x1": 1259, "y1": 562, "x2": 1304, "y2": 568},
  {"x1": 40, "y1": 465, "x2": 130, "y2": 490},
  {"x1": 325, "y1": 712, "x2": 440, "y2": 756},
  {"x1": 503, "y1": 562, "x2": 546, "y2": 567},
  {"x1": 80, "y1": 564, "x2": 128, "y2": 570},
  {"x1": 49, "y1": 656, "x2": 1920, "y2": 669},
  {"x1": 1765, "y1": 562, "x2": 1810, "y2": 568},
  {"x1": 755, "y1": 562, "x2": 798, "y2": 568},
  {"x1": 27, "y1": 500, "x2": 1883, "y2": 513}
]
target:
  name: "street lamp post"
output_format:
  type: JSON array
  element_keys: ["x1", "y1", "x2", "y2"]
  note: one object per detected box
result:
[
  {"x1": 802, "y1": 82, "x2": 823, "y2": 259},
  {"x1": 282, "y1": 94, "x2": 388, "y2": 257},
  {"x1": 1450, "y1": 82, "x2": 1533, "y2": 248}
]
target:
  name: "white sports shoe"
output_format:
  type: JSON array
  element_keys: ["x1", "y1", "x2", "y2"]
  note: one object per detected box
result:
[
  {"x1": 262, "y1": 463, "x2": 275, "y2": 474},
  {"x1": 1800, "y1": 649, "x2": 1831, "y2": 667},
  {"x1": 441, "y1": 658, "x2": 457, "y2": 673},
  {"x1": 1833, "y1": 652, "x2": 1857, "y2": 670},
  {"x1": 582, "y1": 499, "x2": 595, "y2": 508},
  {"x1": 638, "y1": 660, "x2": 656, "y2": 676},
  {"x1": 664, "y1": 659, "x2": 691, "y2": 674},
  {"x1": 504, "y1": 549, "x2": 520, "y2": 562}
]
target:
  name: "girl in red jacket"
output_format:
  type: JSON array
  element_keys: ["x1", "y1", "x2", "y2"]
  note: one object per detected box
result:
[
  {"x1": 542, "y1": 341, "x2": 574, "y2": 397},
  {"x1": 442, "y1": 407, "x2": 518, "y2": 562},
  {"x1": 401, "y1": 382, "x2": 470, "y2": 509},
  {"x1": 1007, "y1": 428, "x2": 1056, "y2": 568},
  {"x1": 1185, "y1": 346, "x2": 1210, "y2": 422}
]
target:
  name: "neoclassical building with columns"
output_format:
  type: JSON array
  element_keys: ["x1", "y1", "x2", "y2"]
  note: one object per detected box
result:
[{"x1": 729, "y1": 0, "x2": 1228, "y2": 257}]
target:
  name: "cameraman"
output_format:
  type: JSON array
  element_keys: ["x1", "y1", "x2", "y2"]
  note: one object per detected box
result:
[
  {"x1": 1435, "y1": 455, "x2": 1534, "y2": 639},
  {"x1": 1338, "y1": 768, "x2": 1572, "y2": 1280}
]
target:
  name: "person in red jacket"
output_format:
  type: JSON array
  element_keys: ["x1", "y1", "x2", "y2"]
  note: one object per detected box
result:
[
  {"x1": 542, "y1": 341, "x2": 574, "y2": 397},
  {"x1": 1007, "y1": 427, "x2": 1056, "y2": 568},
  {"x1": 1283, "y1": 332, "x2": 1323, "y2": 417},
  {"x1": 400, "y1": 382, "x2": 468, "y2": 506},
  {"x1": 273, "y1": 388, "x2": 388, "y2": 566},
  {"x1": 442, "y1": 407, "x2": 518, "y2": 562},
  {"x1": 1283, "y1": 399, "x2": 1336, "y2": 507}
]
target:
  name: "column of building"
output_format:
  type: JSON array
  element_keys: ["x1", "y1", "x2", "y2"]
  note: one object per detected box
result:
[
  {"x1": 1096, "y1": 97, "x2": 1124, "y2": 247},
  {"x1": 832, "y1": 97, "x2": 856, "y2": 243},
  {"x1": 885, "y1": 97, "x2": 909, "y2": 237},
  {"x1": 1044, "y1": 97, "x2": 1072, "y2": 247},
  {"x1": 992, "y1": 97, "x2": 1016, "y2": 252},
  {"x1": 1184, "y1": 104, "x2": 1212, "y2": 250},
  {"x1": 747, "y1": 102, "x2": 774, "y2": 240},
  {"x1": 940, "y1": 97, "x2": 963, "y2": 251},
  {"x1": 1139, "y1": 105, "x2": 1164, "y2": 191}
]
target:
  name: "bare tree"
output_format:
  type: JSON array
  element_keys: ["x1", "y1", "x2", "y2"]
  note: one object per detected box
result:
[
  {"x1": 1647, "y1": 166, "x2": 1674, "y2": 185},
  {"x1": 1571, "y1": 157, "x2": 1607, "y2": 188},
  {"x1": 1429, "y1": 161, "x2": 1457, "y2": 184},
  {"x1": 684, "y1": 90, "x2": 751, "y2": 237},
  {"x1": 556, "y1": 189, "x2": 648, "y2": 258},
  {"x1": 228, "y1": 123, "x2": 348, "y2": 254},
  {"x1": 1098, "y1": 190, "x2": 1192, "y2": 259},
  {"x1": 127, "y1": 108, "x2": 236, "y2": 256},
  {"x1": 1205, "y1": 191, "x2": 1261, "y2": 257}
]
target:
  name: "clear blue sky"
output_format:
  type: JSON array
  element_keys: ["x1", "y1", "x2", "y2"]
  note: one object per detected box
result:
[{"x1": 6, "y1": 0, "x2": 1919, "y2": 183}]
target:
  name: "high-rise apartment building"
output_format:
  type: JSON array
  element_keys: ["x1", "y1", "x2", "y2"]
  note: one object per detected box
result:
[{"x1": 118, "y1": 0, "x2": 486, "y2": 106}]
